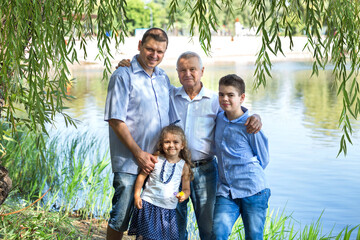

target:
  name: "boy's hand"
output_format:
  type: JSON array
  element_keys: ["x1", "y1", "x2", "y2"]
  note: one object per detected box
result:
[
  {"x1": 245, "y1": 114, "x2": 262, "y2": 134},
  {"x1": 134, "y1": 195, "x2": 143, "y2": 209},
  {"x1": 116, "y1": 59, "x2": 131, "y2": 69}
]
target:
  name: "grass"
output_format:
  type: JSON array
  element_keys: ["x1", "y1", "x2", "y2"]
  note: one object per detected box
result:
[
  {"x1": 1, "y1": 204, "x2": 81, "y2": 239},
  {"x1": 1, "y1": 130, "x2": 360, "y2": 239},
  {"x1": 2, "y1": 128, "x2": 113, "y2": 217},
  {"x1": 184, "y1": 201, "x2": 360, "y2": 240},
  {"x1": 1, "y1": 129, "x2": 113, "y2": 238}
]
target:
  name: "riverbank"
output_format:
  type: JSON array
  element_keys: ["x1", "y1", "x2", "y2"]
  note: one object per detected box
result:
[
  {"x1": 70, "y1": 35, "x2": 313, "y2": 69},
  {"x1": 1, "y1": 204, "x2": 359, "y2": 239}
]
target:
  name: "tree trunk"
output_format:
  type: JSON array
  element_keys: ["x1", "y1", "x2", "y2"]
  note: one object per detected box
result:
[{"x1": 0, "y1": 166, "x2": 12, "y2": 206}]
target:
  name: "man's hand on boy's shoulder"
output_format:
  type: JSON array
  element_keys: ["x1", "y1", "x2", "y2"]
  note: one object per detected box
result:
[
  {"x1": 245, "y1": 114, "x2": 262, "y2": 134},
  {"x1": 116, "y1": 59, "x2": 131, "y2": 69}
]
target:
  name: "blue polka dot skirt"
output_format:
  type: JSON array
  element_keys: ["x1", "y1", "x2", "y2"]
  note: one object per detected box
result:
[{"x1": 128, "y1": 200, "x2": 179, "y2": 239}]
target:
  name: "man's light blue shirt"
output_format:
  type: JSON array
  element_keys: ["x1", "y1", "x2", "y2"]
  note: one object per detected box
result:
[
  {"x1": 215, "y1": 109, "x2": 269, "y2": 199},
  {"x1": 169, "y1": 86, "x2": 220, "y2": 161},
  {"x1": 104, "y1": 55, "x2": 170, "y2": 174}
]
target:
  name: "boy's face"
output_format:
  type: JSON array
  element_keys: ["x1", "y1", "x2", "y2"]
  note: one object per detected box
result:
[{"x1": 218, "y1": 85, "x2": 245, "y2": 115}]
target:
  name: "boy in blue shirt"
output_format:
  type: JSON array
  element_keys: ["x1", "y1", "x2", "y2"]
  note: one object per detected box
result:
[{"x1": 212, "y1": 74, "x2": 270, "y2": 240}]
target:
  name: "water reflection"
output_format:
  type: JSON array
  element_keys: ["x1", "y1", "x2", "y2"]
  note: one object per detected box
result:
[
  {"x1": 65, "y1": 68, "x2": 108, "y2": 120},
  {"x1": 61, "y1": 61, "x2": 360, "y2": 236}
]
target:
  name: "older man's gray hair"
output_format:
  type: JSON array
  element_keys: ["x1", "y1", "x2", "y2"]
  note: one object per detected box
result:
[{"x1": 176, "y1": 51, "x2": 203, "y2": 69}]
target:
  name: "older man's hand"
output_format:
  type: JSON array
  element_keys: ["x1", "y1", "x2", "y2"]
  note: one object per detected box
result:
[
  {"x1": 245, "y1": 114, "x2": 262, "y2": 134},
  {"x1": 116, "y1": 59, "x2": 131, "y2": 69}
]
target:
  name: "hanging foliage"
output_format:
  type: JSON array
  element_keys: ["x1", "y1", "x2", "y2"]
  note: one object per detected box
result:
[{"x1": 0, "y1": 0, "x2": 359, "y2": 164}]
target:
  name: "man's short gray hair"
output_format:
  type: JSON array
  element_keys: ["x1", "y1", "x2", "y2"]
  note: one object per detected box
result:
[{"x1": 176, "y1": 51, "x2": 203, "y2": 69}]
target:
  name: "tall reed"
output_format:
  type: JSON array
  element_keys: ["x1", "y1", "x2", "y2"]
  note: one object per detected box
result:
[
  {"x1": 1, "y1": 128, "x2": 359, "y2": 239},
  {"x1": 2, "y1": 129, "x2": 113, "y2": 218}
]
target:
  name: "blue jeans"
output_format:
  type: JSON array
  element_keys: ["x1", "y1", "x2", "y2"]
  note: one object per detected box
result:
[
  {"x1": 108, "y1": 172, "x2": 137, "y2": 232},
  {"x1": 177, "y1": 158, "x2": 218, "y2": 240},
  {"x1": 212, "y1": 188, "x2": 271, "y2": 240}
]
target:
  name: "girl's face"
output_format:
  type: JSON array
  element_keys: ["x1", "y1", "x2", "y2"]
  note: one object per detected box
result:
[{"x1": 162, "y1": 132, "x2": 184, "y2": 160}]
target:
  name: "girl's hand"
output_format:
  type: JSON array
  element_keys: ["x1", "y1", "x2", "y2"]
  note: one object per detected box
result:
[
  {"x1": 116, "y1": 59, "x2": 131, "y2": 69},
  {"x1": 176, "y1": 191, "x2": 188, "y2": 203},
  {"x1": 134, "y1": 195, "x2": 143, "y2": 209}
]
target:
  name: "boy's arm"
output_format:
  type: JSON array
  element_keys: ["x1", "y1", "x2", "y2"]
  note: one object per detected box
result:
[
  {"x1": 133, "y1": 170, "x2": 149, "y2": 209},
  {"x1": 177, "y1": 163, "x2": 191, "y2": 203},
  {"x1": 249, "y1": 130, "x2": 269, "y2": 169}
]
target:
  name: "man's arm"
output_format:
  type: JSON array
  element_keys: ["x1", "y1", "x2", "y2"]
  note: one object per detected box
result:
[
  {"x1": 245, "y1": 114, "x2": 262, "y2": 134},
  {"x1": 108, "y1": 119, "x2": 157, "y2": 174}
]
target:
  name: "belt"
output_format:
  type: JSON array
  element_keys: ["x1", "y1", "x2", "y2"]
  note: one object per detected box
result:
[{"x1": 193, "y1": 157, "x2": 213, "y2": 168}]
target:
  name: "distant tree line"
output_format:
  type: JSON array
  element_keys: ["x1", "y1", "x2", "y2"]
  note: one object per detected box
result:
[{"x1": 108, "y1": 0, "x2": 309, "y2": 37}]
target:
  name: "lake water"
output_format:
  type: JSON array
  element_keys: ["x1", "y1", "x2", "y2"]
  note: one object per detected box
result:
[{"x1": 57, "y1": 61, "x2": 360, "y2": 237}]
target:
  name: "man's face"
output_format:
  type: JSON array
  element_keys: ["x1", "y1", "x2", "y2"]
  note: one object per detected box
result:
[
  {"x1": 177, "y1": 57, "x2": 204, "y2": 90},
  {"x1": 137, "y1": 38, "x2": 167, "y2": 74}
]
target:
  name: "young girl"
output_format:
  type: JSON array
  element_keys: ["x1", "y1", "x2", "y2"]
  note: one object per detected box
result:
[{"x1": 128, "y1": 125, "x2": 193, "y2": 240}]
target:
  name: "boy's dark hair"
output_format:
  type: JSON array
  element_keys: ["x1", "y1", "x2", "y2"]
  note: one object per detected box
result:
[
  {"x1": 141, "y1": 28, "x2": 168, "y2": 47},
  {"x1": 219, "y1": 74, "x2": 245, "y2": 95}
]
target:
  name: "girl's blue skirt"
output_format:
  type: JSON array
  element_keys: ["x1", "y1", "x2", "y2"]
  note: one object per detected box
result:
[{"x1": 128, "y1": 200, "x2": 179, "y2": 240}]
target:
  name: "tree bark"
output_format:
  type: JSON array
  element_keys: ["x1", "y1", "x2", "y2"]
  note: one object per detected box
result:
[{"x1": 0, "y1": 166, "x2": 12, "y2": 206}]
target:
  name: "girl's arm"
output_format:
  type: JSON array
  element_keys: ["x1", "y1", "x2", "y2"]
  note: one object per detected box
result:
[
  {"x1": 176, "y1": 163, "x2": 191, "y2": 203},
  {"x1": 134, "y1": 170, "x2": 149, "y2": 209}
]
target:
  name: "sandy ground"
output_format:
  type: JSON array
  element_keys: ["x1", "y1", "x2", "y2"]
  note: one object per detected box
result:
[
  {"x1": 74, "y1": 218, "x2": 134, "y2": 239},
  {"x1": 70, "y1": 35, "x2": 313, "y2": 69}
]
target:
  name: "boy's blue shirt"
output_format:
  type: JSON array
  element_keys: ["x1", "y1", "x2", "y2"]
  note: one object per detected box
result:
[{"x1": 215, "y1": 109, "x2": 269, "y2": 199}]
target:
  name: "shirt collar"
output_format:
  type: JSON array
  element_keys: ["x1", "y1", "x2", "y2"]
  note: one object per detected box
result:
[
  {"x1": 175, "y1": 83, "x2": 211, "y2": 101},
  {"x1": 221, "y1": 107, "x2": 249, "y2": 123},
  {"x1": 131, "y1": 55, "x2": 161, "y2": 76}
]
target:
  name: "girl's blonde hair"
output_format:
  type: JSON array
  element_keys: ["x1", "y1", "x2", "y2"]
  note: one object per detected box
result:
[{"x1": 154, "y1": 125, "x2": 194, "y2": 180}]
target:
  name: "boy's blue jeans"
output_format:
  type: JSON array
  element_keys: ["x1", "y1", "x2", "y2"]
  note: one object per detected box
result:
[{"x1": 212, "y1": 188, "x2": 271, "y2": 240}]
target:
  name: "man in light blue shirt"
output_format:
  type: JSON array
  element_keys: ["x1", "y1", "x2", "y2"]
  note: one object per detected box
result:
[
  {"x1": 104, "y1": 28, "x2": 170, "y2": 240},
  {"x1": 212, "y1": 74, "x2": 270, "y2": 240},
  {"x1": 171, "y1": 52, "x2": 262, "y2": 240}
]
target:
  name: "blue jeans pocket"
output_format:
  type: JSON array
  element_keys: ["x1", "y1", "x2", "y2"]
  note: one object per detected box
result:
[
  {"x1": 244, "y1": 188, "x2": 271, "y2": 210},
  {"x1": 255, "y1": 188, "x2": 271, "y2": 197}
]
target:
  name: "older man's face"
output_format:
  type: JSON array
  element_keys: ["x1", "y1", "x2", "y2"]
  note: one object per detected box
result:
[{"x1": 177, "y1": 57, "x2": 204, "y2": 90}]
